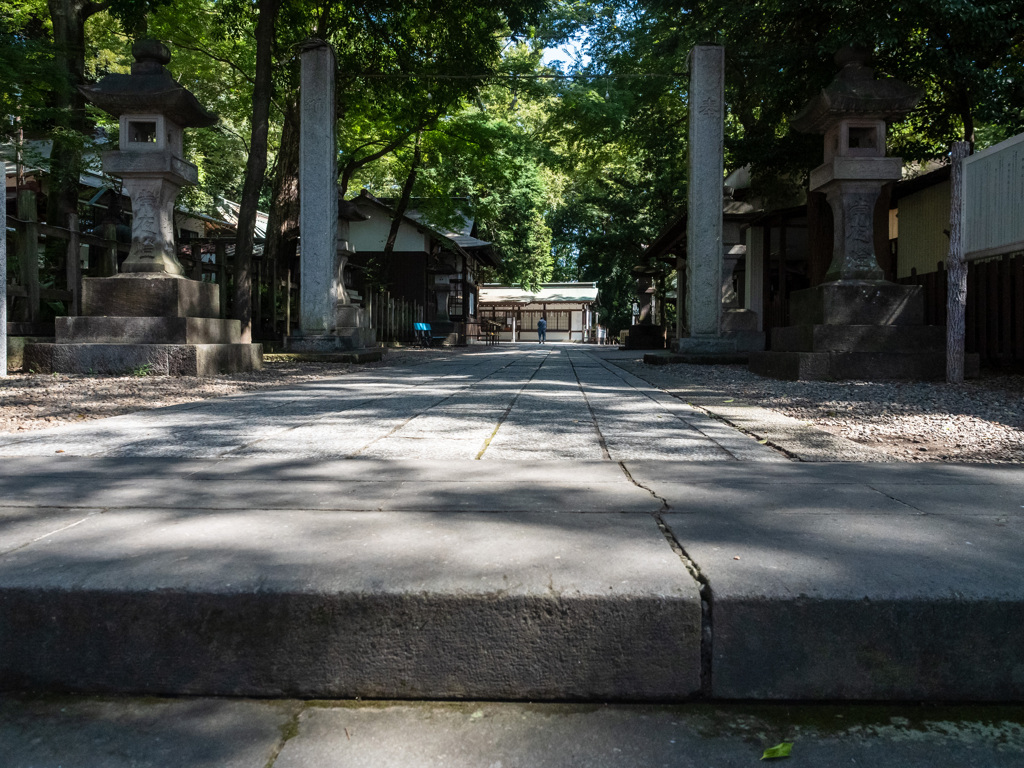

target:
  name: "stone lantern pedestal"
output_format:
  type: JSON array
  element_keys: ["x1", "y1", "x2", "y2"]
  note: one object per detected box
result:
[
  {"x1": 750, "y1": 48, "x2": 954, "y2": 380},
  {"x1": 24, "y1": 40, "x2": 261, "y2": 375}
]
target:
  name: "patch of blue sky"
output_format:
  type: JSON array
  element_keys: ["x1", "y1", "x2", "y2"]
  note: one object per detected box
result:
[{"x1": 541, "y1": 39, "x2": 591, "y2": 70}]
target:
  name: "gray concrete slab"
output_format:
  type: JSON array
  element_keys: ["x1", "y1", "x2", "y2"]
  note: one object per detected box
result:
[
  {"x1": 355, "y1": 437, "x2": 488, "y2": 460},
  {"x1": 651, "y1": 479, "x2": 915, "y2": 515},
  {"x1": 0, "y1": 346, "x2": 788, "y2": 463},
  {"x1": 610, "y1": 357, "x2": 893, "y2": 461},
  {"x1": 663, "y1": 509, "x2": 1024, "y2": 700},
  {"x1": 0, "y1": 506, "x2": 105, "y2": 554},
  {"x1": 3, "y1": 697, "x2": 1024, "y2": 768},
  {"x1": 8, "y1": 348, "x2": 1024, "y2": 705},
  {"x1": 605, "y1": 439, "x2": 735, "y2": 462},
  {"x1": 384, "y1": 480, "x2": 660, "y2": 513},
  {"x1": 0, "y1": 458, "x2": 649, "y2": 512},
  {"x1": 870, "y1": 483, "x2": 1024, "y2": 515},
  {"x1": 273, "y1": 700, "x2": 1024, "y2": 768},
  {"x1": 0, "y1": 695, "x2": 298, "y2": 768},
  {"x1": 0, "y1": 510, "x2": 700, "y2": 699},
  {"x1": 624, "y1": 460, "x2": 1024, "y2": 488}
]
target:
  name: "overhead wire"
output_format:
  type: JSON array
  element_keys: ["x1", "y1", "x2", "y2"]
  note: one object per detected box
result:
[{"x1": 354, "y1": 72, "x2": 686, "y2": 80}]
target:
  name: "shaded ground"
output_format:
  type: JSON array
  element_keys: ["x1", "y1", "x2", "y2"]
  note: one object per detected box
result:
[
  {"x1": 0, "y1": 348, "x2": 446, "y2": 434},
  {"x1": 4, "y1": 696, "x2": 1024, "y2": 768},
  {"x1": 0, "y1": 346, "x2": 776, "y2": 461},
  {"x1": 3, "y1": 345, "x2": 1023, "y2": 462}
]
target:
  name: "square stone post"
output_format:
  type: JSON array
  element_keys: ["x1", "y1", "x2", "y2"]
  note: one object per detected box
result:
[
  {"x1": 677, "y1": 44, "x2": 727, "y2": 353},
  {"x1": 1, "y1": 182, "x2": 6, "y2": 377},
  {"x1": 298, "y1": 39, "x2": 338, "y2": 336}
]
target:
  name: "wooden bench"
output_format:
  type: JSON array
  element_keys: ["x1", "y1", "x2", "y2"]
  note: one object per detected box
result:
[{"x1": 414, "y1": 322, "x2": 448, "y2": 347}]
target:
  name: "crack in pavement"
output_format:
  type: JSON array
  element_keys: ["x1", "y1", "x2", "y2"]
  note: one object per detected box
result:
[
  {"x1": 476, "y1": 349, "x2": 554, "y2": 460},
  {"x1": 570, "y1": 357, "x2": 612, "y2": 461},
  {"x1": 652, "y1": 512, "x2": 714, "y2": 698}
]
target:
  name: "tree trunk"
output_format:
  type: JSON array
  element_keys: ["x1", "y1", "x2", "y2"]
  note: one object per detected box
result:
[
  {"x1": 263, "y1": 94, "x2": 301, "y2": 335},
  {"x1": 947, "y1": 141, "x2": 971, "y2": 383},
  {"x1": 46, "y1": 0, "x2": 92, "y2": 226},
  {"x1": 234, "y1": 0, "x2": 280, "y2": 343},
  {"x1": 379, "y1": 130, "x2": 423, "y2": 286}
]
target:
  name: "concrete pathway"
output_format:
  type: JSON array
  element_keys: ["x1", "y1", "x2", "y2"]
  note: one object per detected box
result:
[
  {"x1": 4, "y1": 696, "x2": 1024, "y2": 768},
  {"x1": 3, "y1": 344, "x2": 1024, "y2": 765},
  {"x1": 0, "y1": 345, "x2": 783, "y2": 461}
]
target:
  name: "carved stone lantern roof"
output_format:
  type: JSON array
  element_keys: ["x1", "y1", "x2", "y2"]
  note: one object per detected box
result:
[
  {"x1": 79, "y1": 39, "x2": 218, "y2": 128},
  {"x1": 791, "y1": 47, "x2": 922, "y2": 134}
]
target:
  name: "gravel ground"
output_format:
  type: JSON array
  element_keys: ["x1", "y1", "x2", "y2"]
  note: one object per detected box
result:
[
  {"x1": 631, "y1": 361, "x2": 1024, "y2": 463},
  {"x1": 3, "y1": 347, "x2": 1023, "y2": 463}
]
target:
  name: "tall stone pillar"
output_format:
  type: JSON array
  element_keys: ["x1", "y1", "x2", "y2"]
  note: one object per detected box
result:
[
  {"x1": 297, "y1": 39, "x2": 338, "y2": 337},
  {"x1": 676, "y1": 45, "x2": 730, "y2": 354}
]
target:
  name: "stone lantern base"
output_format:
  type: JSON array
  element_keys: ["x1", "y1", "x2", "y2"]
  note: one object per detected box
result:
[
  {"x1": 24, "y1": 275, "x2": 262, "y2": 376},
  {"x1": 748, "y1": 280, "x2": 975, "y2": 381}
]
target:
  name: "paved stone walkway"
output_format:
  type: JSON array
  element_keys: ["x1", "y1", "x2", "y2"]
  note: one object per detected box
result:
[
  {"x1": 4, "y1": 344, "x2": 1024, "y2": 766},
  {"x1": 0, "y1": 345, "x2": 784, "y2": 461}
]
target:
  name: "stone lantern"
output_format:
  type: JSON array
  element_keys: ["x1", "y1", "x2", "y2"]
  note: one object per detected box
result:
[
  {"x1": 24, "y1": 40, "x2": 261, "y2": 375},
  {"x1": 749, "y1": 48, "x2": 954, "y2": 380},
  {"x1": 83, "y1": 39, "x2": 217, "y2": 275},
  {"x1": 791, "y1": 46, "x2": 921, "y2": 284}
]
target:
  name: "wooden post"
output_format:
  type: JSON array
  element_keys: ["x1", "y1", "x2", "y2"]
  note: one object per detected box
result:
[
  {"x1": 252, "y1": 254, "x2": 263, "y2": 340},
  {"x1": 102, "y1": 222, "x2": 118, "y2": 276},
  {"x1": 285, "y1": 268, "x2": 292, "y2": 336},
  {"x1": 190, "y1": 243, "x2": 203, "y2": 281},
  {"x1": 16, "y1": 190, "x2": 39, "y2": 323},
  {"x1": 216, "y1": 242, "x2": 227, "y2": 319},
  {"x1": 947, "y1": 141, "x2": 970, "y2": 383},
  {"x1": 269, "y1": 256, "x2": 279, "y2": 336},
  {"x1": 66, "y1": 212, "x2": 81, "y2": 316},
  {"x1": 778, "y1": 223, "x2": 788, "y2": 325}
]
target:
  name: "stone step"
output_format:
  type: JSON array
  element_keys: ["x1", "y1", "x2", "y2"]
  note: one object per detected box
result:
[
  {"x1": 56, "y1": 316, "x2": 242, "y2": 345},
  {"x1": 0, "y1": 506, "x2": 701, "y2": 700},
  {"x1": 3, "y1": 459, "x2": 1024, "y2": 702},
  {"x1": 771, "y1": 323, "x2": 945, "y2": 353}
]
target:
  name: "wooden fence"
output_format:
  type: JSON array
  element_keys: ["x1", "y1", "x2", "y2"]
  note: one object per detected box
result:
[
  {"x1": 898, "y1": 252, "x2": 1024, "y2": 368},
  {"x1": 369, "y1": 291, "x2": 424, "y2": 344},
  {"x1": 5, "y1": 190, "x2": 426, "y2": 348},
  {"x1": 6, "y1": 189, "x2": 130, "y2": 329},
  {"x1": 2, "y1": 189, "x2": 294, "y2": 340}
]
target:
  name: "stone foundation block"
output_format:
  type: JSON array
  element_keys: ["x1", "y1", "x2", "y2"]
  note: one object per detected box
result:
[
  {"x1": 286, "y1": 331, "x2": 377, "y2": 353},
  {"x1": 56, "y1": 316, "x2": 242, "y2": 345},
  {"x1": 23, "y1": 342, "x2": 262, "y2": 376},
  {"x1": 82, "y1": 275, "x2": 220, "y2": 319},
  {"x1": 749, "y1": 351, "x2": 831, "y2": 380},
  {"x1": 772, "y1": 324, "x2": 945, "y2": 354},
  {"x1": 790, "y1": 281, "x2": 924, "y2": 326},
  {"x1": 6, "y1": 337, "x2": 53, "y2": 372},
  {"x1": 750, "y1": 350, "x2": 971, "y2": 381}
]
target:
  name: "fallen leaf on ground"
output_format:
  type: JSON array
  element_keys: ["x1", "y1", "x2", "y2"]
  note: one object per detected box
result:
[{"x1": 761, "y1": 742, "x2": 793, "y2": 760}]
